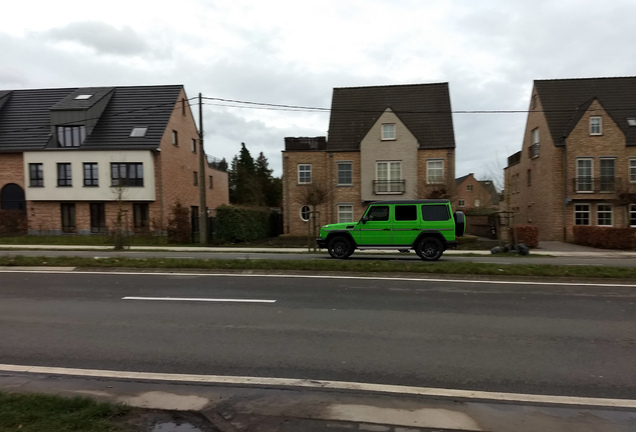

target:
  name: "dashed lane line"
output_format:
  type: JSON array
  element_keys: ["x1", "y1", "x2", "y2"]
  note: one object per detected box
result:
[{"x1": 122, "y1": 296, "x2": 276, "y2": 303}]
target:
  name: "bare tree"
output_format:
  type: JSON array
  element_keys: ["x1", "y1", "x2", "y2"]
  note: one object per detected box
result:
[
  {"x1": 110, "y1": 183, "x2": 131, "y2": 250},
  {"x1": 297, "y1": 181, "x2": 330, "y2": 251}
]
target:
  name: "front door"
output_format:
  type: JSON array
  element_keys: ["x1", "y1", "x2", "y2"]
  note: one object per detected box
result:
[
  {"x1": 358, "y1": 204, "x2": 392, "y2": 245},
  {"x1": 90, "y1": 203, "x2": 106, "y2": 233},
  {"x1": 0, "y1": 183, "x2": 26, "y2": 211}
]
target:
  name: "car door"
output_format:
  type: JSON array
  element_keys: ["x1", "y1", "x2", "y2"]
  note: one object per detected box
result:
[
  {"x1": 391, "y1": 204, "x2": 420, "y2": 246},
  {"x1": 358, "y1": 204, "x2": 392, "y2": 245}
]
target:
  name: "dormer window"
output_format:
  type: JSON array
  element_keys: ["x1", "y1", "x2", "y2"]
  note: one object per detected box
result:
[
  {"x1": 381, "y1": 124, "x2": 395, "y2": 140},
  {"x1": 130, "y1": 127, "x2": 148, "y2": 137},
  {"x1": 57, "y1": 125, "x2": 86, "y2": 147},
  {"x1": 74, "y1": 94, "x2": 92, "y2": 100},
  {"x1": 590, "y1": 116, "x2": 602, "y2": 135}
]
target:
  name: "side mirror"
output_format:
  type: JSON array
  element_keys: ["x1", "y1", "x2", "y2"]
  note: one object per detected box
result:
[{"x1": 361, "y1": 216, "x2": 369, "y2": 224}]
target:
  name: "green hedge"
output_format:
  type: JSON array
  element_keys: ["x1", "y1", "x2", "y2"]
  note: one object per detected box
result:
[{"x1": 215, "y1": 205, "x2": 272, "y2": 242}]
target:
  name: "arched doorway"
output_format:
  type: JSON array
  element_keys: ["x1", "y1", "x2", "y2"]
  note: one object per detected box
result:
[{"x1": 0, "y1": 183, "x2": 26, "y2": 211}]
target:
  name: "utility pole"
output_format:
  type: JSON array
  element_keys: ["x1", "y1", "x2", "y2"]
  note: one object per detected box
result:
[{"x1": 198, "y1": 93, "x2": 208, "y2": 245}]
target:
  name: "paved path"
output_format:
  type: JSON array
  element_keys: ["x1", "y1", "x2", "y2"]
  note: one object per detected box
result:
[{"x1": 1, "y1": 242, "x2": 636, "y2": 258}]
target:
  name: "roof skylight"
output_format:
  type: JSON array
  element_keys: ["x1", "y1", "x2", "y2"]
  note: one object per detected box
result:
[
  {"x1": 627, "y1": 118, "x2": 636, "y2": 127},
  {"x1": 130, "y1": 127, "x2": 148, "y2": 137},
  {"x1": 74, "y1": 94, "x2": 93, "y2": 100}
]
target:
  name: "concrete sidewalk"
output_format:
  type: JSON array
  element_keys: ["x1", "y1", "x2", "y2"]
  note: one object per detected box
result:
[{"x1": 2, "y1": 368, "x2": 635, "y2": 432}]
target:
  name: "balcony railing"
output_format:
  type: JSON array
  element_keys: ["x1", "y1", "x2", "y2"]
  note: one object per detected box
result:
[
  {"x1": 572, "y1": 177, "x2": 620, "y2": 193},
  {"x1": 528, "y1": 143, "x2": 540, "y2": 159},
  {"x1": 373, "y1": 180, "x2": 405, "y2": 194}
]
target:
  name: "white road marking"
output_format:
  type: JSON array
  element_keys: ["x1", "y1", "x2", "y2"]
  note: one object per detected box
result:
[
  {"x1": 1, "y1": 363, "x2": 635, "y2": 409},
  {"x1": 122, "y1": 296, "x2": 276, "y2": 303},
  {"x1": 1, "y1": 268, "x2": 636, "y2": 288}
]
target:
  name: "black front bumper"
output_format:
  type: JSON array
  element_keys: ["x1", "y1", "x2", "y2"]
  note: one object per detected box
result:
[{"x1": 316, "y1": 238, "x2": 327, "y2": 249}]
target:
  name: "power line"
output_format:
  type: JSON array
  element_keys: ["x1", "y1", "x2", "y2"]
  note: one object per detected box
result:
[
  {"x1": 2, "y1": 92, "x2": 634, "y2": 141},
  {"x1": 202, "y1": 96, "x2": 635, "y2": 114}
]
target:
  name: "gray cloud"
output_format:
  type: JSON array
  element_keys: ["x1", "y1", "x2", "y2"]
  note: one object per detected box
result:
[
  {"x1": 4, "y1": 0, "x2": 636, "y2": 183},
  {"x1": 43, "y1": 21, "x2": 151, "y2": 56}
]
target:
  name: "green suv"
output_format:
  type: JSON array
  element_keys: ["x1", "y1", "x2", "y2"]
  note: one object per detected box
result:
[{"x1": 316, "y1": 199, "x2": 465, "y2": 261}]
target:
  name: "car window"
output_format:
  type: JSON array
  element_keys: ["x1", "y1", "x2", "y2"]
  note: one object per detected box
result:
[
  {"x1": 395, "y1": 205, "x2": 417, "y2": 221},
  {"x1": 421, "y1": 204, "x2": 449, "y2": 221},
  {"x1": 366, "y1": 205, "x2": 389, "y2": 221}
]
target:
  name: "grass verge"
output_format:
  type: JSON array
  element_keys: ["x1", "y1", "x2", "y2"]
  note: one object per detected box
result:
[
  {"x1": 0, "y1": 391, "x2": 131, "y2": 432},
  {"x1": 0, "y1": 235, "x2": 500, "y2": 250},
  {"x1": 1, "y1": 255, "x2": 636, "y2": 279}
]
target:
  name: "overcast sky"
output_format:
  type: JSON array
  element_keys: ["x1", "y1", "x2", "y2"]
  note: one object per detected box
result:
[{"x1": 3, "y1": 0, "x2": 636, "y2": 187}]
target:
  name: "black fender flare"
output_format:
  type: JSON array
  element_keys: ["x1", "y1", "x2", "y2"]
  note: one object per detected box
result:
[
  {"x1": 325, "y1": 231, "x2": 358, "y2": 248},
  {"x1": 411, "y1": 231, "x2": 447, "y2": 249}
]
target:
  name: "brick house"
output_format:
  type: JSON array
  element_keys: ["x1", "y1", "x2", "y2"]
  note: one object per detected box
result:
[
  {"x1": 455, "y1": 173, "x2": 499, "y2": 210},
  {"x1": 282, "y1": 83, "x2": 456, "y2": 235},
  {"x1": 504, "y1": 77, "x2": 636, "y2": 242},
  {"x1": 0, "y1": 85, "x2": 229, "y2": 236}
]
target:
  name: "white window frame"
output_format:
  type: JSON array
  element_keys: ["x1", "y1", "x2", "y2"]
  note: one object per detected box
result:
[
  {"x1": 576, "y1": 158, "x2": 593, "y2": 192},
  {"x1": 130, "y1": 127, "x2": 148, "y2": 137},
  {"x1": 458, "y1": 199, "x2": 465, "y2": 207},
  {"x1": 590, "y1": 116, "x2": 602, "y2": 135},
  {"x1": 597, "y1": 204, "x2": 613, "y2": 226},
  {"x1": 376, "y1": 161, "x2": 402, "y2": 193},
  {"x1": 630, "y1": 158, "x2": 636, "y2": 184},
  {"x1": 298, "y1": 164, "x2": 312, "y2": 184},
  {"x1": 381, "y1": 124, "x2": 396, "y2": 140},
  {"x1": 427, "y1": 159, "x2": 444, "y2": 184},
  {"x1": 467, "y1": 184, "x2": 473, "y2": 191},
  {"x1": 337, "y1": 204, "x2": 354, "y2": 223},
  {"x1": 300, "y1": 205, "x2": 311, "y2": 222},
  {"x1": 336, "y1": 161, "x2": 353, "y2": 186},
  {"x1": 630, "y1": 204, "x2": 636, "y2": 227},
  {"x1": 574, "y1": 203, "x2": 590, "y2": 226},
  {"x1": 530, "y1": 128, "x2": 540, "y2": 158},
  {"x1": 474, "y1": 199, "x2": 481, "y2": 208},
  {"x1": 599, "y1": 158, "x2": 616, "y2": 192}
]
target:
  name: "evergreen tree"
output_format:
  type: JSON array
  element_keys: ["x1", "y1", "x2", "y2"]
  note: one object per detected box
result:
[{"x1": 228, "y1": 143, "x2": 282, "y2": 207}]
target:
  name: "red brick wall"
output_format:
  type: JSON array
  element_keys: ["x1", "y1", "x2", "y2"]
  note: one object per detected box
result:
[
  {"x1": 455, "y1": 174, "x2": 496, "y2": 210},
  {"x1": 0, "y1": 153, "x2": 24, "y2": 190},
  {"x1": 505, "y1": 86, "x2": 564, "y2": 241},
  {"x1": 154, "y1": 89, "x2": 229, "y2": 229}
]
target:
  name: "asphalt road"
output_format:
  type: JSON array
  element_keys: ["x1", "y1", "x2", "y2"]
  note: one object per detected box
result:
[
  {"x1": 1, "y1": 270, "x2": 635, "y2": 401},
  {"x1": 1, "y1": 248, "x2": 636, "y2": 267}
]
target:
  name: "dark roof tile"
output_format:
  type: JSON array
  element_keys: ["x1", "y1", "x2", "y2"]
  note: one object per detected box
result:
[
  {"x1": 534, "y1": 77, "x2": 636, "y2": 146},
  {"x1": 0, "y1": 85, "x2": 184, "y2": 152},
  {"x1": 327, "y1": 83, "x2": 455, "y2": 151}
]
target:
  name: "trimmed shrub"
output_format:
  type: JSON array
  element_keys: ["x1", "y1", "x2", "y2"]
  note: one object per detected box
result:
[
  {"x1": 215, "y1": 205, "x2": 271, "y2": 243},
  {"x1": 573, "y1": 226, "x2": 636, "y2": 250},
  {"x1": 0, "y1": 210, "x2": 27, "y2": 236},
  {"x1": 167, "y1": 201, "x2": 191, "y2": 244},
  {"x1": 514, "y1": 225, "x2": 539, "y2": 248}
]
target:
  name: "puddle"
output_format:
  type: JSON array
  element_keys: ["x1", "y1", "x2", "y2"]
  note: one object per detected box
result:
[{"x1": 152, "y1": 421, "x2": 204, "y2": 432}]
